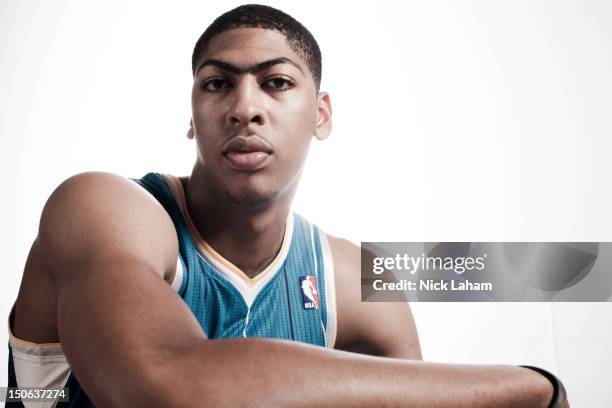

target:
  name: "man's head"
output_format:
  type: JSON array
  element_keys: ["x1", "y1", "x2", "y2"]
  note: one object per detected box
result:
[
  {"x1": 191, "y1": 4, "x2": 322, "y2": 90},
  {"x1": 188, "y1": 5, "x2": 332, "y2": 208}
]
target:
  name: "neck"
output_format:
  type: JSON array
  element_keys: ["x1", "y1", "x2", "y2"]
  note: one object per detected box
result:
[{"x1": 184, "y1": 169, "x2": 296, "y2": 279}]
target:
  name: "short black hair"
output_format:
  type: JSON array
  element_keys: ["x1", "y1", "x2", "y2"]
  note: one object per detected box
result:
[{"x1": 191, "y1": 4, "x2": 322, "y2": 89}]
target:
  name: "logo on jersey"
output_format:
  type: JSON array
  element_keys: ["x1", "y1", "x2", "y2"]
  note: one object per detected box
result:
[{"x1": 299, "y1": 275, "x2": 320, "y2": 310}]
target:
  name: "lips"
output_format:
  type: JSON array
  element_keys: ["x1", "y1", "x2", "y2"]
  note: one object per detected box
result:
[{"x1": 222, "y1": 136, "x2": 273, "y2": 171}]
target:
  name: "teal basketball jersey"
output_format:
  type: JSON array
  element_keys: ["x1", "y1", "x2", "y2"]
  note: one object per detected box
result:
[
  {"x1": 134, "y1": 172, "x2": 338, "y2": 346},
  {"x1": 6, "y1": 172, "x2": 337, "y2": 408}
]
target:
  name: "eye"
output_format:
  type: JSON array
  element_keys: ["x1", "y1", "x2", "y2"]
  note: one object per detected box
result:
[
  {"x1": 201, "y1": 78, "x2": 232, "y2": 92},
  {"x1": 263, "y1": 77, "x2": 295, "y2": 91}
]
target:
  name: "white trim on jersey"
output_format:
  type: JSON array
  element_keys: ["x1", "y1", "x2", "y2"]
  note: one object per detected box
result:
[
  {"x1": 319, "y1": 231, "x2": 338, "y2": 349},
  {"x1": 172, "y1": 256, "x2": 185, "y2": 292},
  {"x1": 309, "y1": 223, "x2": 319, "y2": 281},
  {"x1": 7, "y1": 304, "x2": 69, "y2": 408}
]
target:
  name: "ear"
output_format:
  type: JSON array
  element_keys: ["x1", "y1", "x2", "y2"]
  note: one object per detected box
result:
[
  {"x1": 314, "y1": 92, "x2": 332, "y2": 141},
  {"x1": 187, "y1": 119, "x2": 194, "y2": 140}
]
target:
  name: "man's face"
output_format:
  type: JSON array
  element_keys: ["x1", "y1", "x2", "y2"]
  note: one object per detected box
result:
[{"x1": 190, "y1": 27, "x2": 331, "y2": 207}]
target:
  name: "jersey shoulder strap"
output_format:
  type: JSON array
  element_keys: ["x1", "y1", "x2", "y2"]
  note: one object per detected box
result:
[{"x1": 131, "y1": 172, "x2": 195, "y2": 296}]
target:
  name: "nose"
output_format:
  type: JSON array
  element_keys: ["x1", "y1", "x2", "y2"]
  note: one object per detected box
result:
[{"x1": 227, "y1": 77, "x2": 265, "y2": 127}]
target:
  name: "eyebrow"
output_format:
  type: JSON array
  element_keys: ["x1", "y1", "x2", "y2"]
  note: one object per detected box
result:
[{"x1": 194, "y1": 57, "x2": 304, "y2": 76}]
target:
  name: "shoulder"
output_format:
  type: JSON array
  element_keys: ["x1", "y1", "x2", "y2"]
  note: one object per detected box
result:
[
  {"x1": 42, "y1": 171, "x2": 160, "y2": 213},
  {"x1": 323, "y1": 235, "x2": 360, "y2": 347},
  {"x1": 326, "y1": 236, "x2": 360, "y2": 264},
  {"x1": 325, "y1": 233, "x2": 422, "y2": 359},
  {"x1": 12, "y1": 172, "x2": 179, "y2": 343},
  {"x1": 325, "y1": 235, "x2": 361, "y2": 307},
  {"x1": 41, "y1": 171, "x2": 158, "y2": 216},
  {"x1": 38, "y1": 171, "x2": 178, "y2": 282}
]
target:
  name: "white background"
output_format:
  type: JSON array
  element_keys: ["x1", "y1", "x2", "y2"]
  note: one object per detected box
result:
[{"x1": 1, "y1": 0, "x2": 611, "y2": 406}]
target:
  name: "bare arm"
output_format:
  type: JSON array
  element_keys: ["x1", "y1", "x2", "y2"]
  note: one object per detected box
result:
[
  {"x1": 38, "y1": 172, "x2": 554, "y2": 407},
  {"x1": 38, "y1": 172, "x2": 192, "y2": 405}
]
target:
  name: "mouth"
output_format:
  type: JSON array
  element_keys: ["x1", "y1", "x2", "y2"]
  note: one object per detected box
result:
[{"x1": 222, "y1": 135, "x2": 273, "y2": 171}]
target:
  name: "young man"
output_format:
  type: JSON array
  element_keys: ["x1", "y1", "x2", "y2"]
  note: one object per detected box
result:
[{"x1": 7, "y1": 5, "x2": 567, "y2": 407}]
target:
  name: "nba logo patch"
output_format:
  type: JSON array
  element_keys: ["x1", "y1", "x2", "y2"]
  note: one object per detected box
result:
[{"x1": 299, "y1": 275, "x2": 319, "y2": 310}]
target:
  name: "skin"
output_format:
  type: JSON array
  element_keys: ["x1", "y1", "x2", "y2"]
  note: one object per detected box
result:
[
  {"x1": 184, "y1": 28, "x2": 330, "y2": 277},
  {"x1": 10, "y1": 28, "x2": 564, "y2": 407}
]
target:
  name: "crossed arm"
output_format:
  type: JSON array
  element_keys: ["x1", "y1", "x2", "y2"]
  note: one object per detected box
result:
[{"x1": 33, "y1": 172, "x2": 557, "y2": 407}]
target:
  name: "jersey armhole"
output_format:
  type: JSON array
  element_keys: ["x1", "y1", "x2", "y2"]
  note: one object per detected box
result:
[
  {"x1": 7, "y1": 305, "x2": 71, "y2": 393},
  {"x1": 319, "y1": 231, "x2": 338, "y2": 349}
]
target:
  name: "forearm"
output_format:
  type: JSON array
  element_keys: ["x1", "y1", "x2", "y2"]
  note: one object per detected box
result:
[{"x1": 156, "y1": 338, "x2": 553, "y2": 408}]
